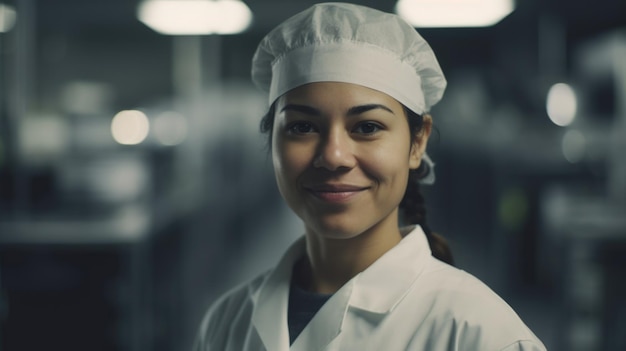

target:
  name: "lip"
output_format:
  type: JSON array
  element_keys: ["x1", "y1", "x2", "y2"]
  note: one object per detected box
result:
[{"x1": 304, "y1": 183, "x2": 369, "y2": 203}]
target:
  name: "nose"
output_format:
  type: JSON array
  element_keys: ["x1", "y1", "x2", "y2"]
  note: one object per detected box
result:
[{"x1": 313, "y1": 129, "x2": 356, "y2": 171}]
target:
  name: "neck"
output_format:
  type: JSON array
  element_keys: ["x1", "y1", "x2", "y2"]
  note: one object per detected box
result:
[{"x1": 301, "y1": 213, "x2": 403, "y2": 294}]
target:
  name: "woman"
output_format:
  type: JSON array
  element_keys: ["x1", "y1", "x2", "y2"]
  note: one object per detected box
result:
[{"x1": 194, "y1": 3, "x2": 546, "y2": 350}]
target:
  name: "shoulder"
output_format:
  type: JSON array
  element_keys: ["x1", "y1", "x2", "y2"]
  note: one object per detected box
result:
[
  {"x1": 412, "y1": 258, "x2": 546, "y2": 350},
  {"x1": 193, "y1": 272, "x2": 269, "y2": 351},
  {"x1": 422, "y1": 258, "x2": 510, "y2": 306}
]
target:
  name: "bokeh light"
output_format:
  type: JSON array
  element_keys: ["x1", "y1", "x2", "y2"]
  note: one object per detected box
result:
[
  {"x1": 547, "y1": 83, "x2": 577, "y2": 127},
  {"x1": 498, "y1": 187, "x2": 529, "y2": 230},
  {"x1": 562, "y1": 129, "x2": 586, "y2": 163},
  {"x1": 111, "y1": 110, "x2": 150, "y2": 145},
  {"x1": 153, "y1": 111, "x2": 188, "y2": 146}
]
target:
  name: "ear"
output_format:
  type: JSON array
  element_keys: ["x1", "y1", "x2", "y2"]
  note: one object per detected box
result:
[{"x1": 409, "y1": 114, "x2": 433, "y2": 170}]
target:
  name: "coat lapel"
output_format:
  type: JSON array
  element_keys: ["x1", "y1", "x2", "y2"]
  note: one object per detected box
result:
[
  {"x1": 289, "y1": 281, "x2": 354, "y2": 351},
  {"x1": 251, "y1": 237, "x2": 306, "y2": 351}
]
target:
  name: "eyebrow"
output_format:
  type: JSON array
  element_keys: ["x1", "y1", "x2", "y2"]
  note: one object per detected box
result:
[
  {"x1": 347, "y1": 104, "x2": 394, "y2": 115},
  {"x1": 280, "y1": 103, "x2": 395, "y2": 116},
  {"x1": 280, "y1": 104, "x2": 321, "y2": 115}
]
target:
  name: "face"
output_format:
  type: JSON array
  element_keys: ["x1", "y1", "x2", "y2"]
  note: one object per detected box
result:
[{"x1": 272, "y1": 82, "x2": 430, "y2": 240}]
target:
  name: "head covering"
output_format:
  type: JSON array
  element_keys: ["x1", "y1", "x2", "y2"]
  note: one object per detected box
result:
[
  {"x1": 251, "y1": 2, "x2": 446, "y2": 115},
  {"x1": 251, "y1": 2, "x2": 444, "y2": 184}
]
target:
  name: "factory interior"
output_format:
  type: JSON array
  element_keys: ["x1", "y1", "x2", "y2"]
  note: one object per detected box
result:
[{"x1": 0, "y1": 0, "x2": 625, "y2": 350}]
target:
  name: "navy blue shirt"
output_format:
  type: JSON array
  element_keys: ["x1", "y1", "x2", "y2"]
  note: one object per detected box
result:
[{"x1": 287, "y1": 272, "x2": 333, "y2": 344}]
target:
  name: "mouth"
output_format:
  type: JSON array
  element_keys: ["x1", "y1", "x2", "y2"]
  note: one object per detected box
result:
[{"x1": 304, "y1": 184, "x2": 370, "y2": 203}]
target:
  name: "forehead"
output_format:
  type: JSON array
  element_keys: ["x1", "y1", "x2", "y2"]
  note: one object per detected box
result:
[{"x1": 276, "y1": 82, "x2": 403, "y2": 110}]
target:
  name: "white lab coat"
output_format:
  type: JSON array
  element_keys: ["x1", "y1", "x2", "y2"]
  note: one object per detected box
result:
[{"x1": 194, "y1": 226, "x2": 546, "y2": 351}]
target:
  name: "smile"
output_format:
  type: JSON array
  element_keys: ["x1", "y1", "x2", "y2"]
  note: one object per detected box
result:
[{"x1": 304, "y1": 184, "x2": 369, "y2": 203}]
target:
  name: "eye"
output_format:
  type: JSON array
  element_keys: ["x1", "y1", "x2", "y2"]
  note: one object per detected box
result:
[
  {"x1": 287, "y1": 121, "x2": 317, "y2": 134},
  {"x1": 353, "y1": 122, "x2": 382, "y2": 135}
]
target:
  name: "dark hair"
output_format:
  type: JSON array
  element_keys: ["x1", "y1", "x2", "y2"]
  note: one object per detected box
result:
[
  {"x1": 401, "y1": 108, "x2": 454, "y2": 265},
  {"x1": 260, "y1": 104, "x2": 454, "y2": 265}
]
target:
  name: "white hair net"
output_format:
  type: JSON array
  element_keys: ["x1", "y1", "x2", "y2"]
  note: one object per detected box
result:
[{"x1": 251, "y1": 2, "x2": 447, "y2": 115}]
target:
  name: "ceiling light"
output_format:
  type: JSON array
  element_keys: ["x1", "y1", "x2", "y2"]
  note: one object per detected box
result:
[
  {"x1": 395, "y1": 0, "x2": 515, "y2": 28},
  {"x1": 137, "y1": 0, "x2": 252, "y2": 35},
  {"x1": 0, "y1": 3, "x2": 17, "y2": 33}
]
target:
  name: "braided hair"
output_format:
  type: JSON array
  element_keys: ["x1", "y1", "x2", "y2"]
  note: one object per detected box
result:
[
  {"x1": 260, "y1": 105, "x2": 454, "y2": 265},
  {"x1": 402, "y1": 109, "x2": 454, "y2": 265}
]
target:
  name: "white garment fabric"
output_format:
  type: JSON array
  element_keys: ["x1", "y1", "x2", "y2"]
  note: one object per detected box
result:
[{"x1": 194, "y1": 226, "x2": 546, "y2": 351}]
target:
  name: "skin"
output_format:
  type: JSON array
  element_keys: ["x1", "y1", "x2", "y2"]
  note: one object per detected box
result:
[{"x1": 272, "y1": 82, "x2": 432, "y2": 294}]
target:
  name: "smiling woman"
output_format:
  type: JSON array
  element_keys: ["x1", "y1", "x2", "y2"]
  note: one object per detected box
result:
[
  {"x1": 272, "y1": 83, "x2": 421, "y2": 247},
  {"x1": 193, "y1": 3, "x2": 546, "y2": 351}
]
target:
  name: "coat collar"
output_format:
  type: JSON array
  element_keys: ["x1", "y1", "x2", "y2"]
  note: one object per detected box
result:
[
  {"x1": 250, "y1": 225, "x2": 431, "y2": 350},
  {"x1": 347, "y1": 225, "x2": 431, "y2": 313}
]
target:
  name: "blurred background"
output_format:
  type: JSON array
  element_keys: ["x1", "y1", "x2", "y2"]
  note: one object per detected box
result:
[{"x1": 0, "y1": 0, "x2": 624, "y2": 350}]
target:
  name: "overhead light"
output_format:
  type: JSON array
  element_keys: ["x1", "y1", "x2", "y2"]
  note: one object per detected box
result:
[
  {"x1": 395, "y1": 0, "x2": 515, "y2": 28},
  {"x1": 0, "y1": 3, "x2": 17, "y2": 33},
  {"x1": 137, "y1": 0, "x2": 252, "y2": 35}
]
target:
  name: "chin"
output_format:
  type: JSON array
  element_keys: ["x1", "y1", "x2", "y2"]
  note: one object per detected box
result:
[{"x1": 305, "y1": 216, "x2": 372, "y2": 240}]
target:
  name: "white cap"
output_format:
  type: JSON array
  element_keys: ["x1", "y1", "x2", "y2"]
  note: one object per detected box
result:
[{"x1": 251, "y1": 2, "x2": 447, "y2": 115}]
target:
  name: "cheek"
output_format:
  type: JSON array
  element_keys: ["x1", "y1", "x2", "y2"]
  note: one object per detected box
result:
[
  {"x1": 272, "y1": 146, "x2": 294, "y2": 205},
  {"x1": 272, "y1": 138, "x2": 309, "y2": 187},
  {"x1": 361, "y1": 138, "x2": 412, "y2": 183}
]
